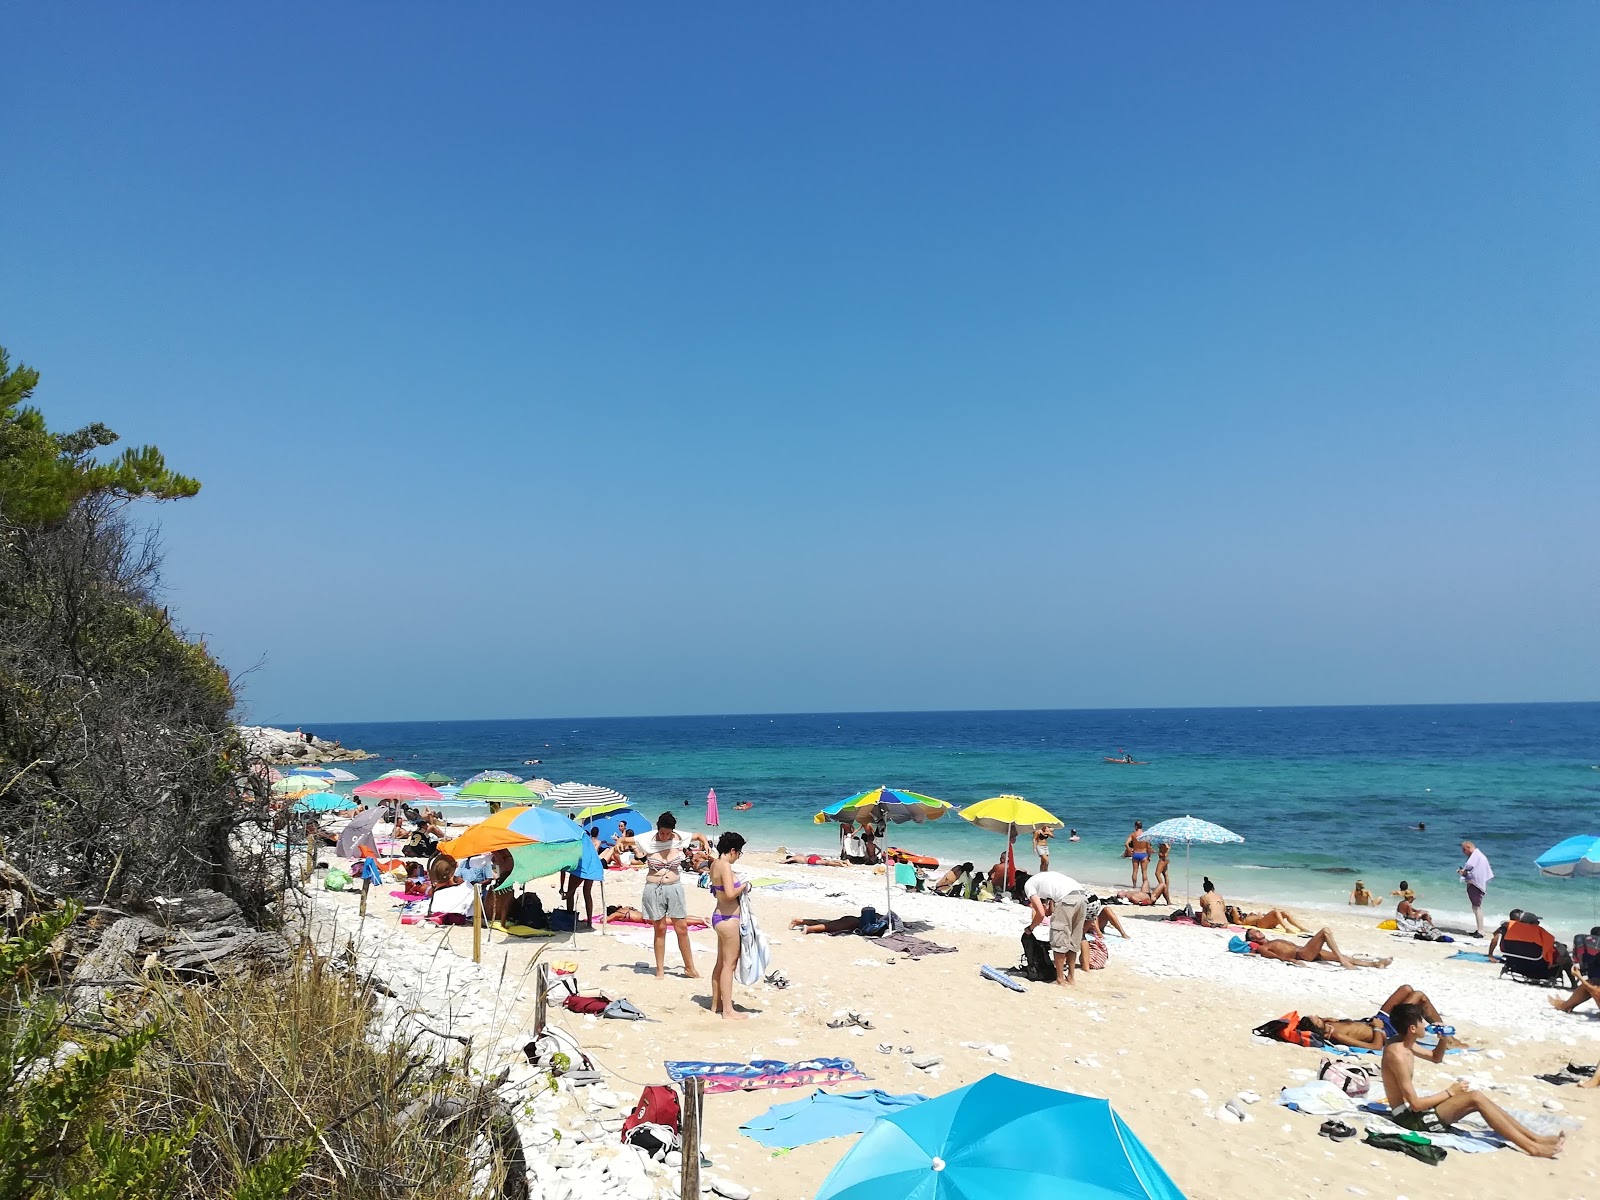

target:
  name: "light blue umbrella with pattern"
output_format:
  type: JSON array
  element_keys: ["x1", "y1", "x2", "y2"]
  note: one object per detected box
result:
[{"x1": 1145, "y1": 815, "x2": 1244, "y2": 909}]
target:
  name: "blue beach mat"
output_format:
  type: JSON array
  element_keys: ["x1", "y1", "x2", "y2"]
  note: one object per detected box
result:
[
  {"x1": 1448, "y1": 950, "x2": 1492, "y2": 963},
  {"x1": 980, "y1": 964, "x2": 1026, "y2": 992}
]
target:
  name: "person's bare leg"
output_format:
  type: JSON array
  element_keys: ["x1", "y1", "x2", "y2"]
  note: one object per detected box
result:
[
  {"x1": 581, "y1": 880, "x2": 595, "y2": 924},
  {"x1": 673, "y1": 917, "x2": 700, "y2": 978},
  {"x1": 1053, "y1": 950, "x2": 1077, "y2": 986},
  {"x1": 653, "y1": 918, "x2": 668, "y2": 979},
  {"x1": 1549, "y1": 984, "x2": 1596, "y2": 1013},
  {"x1": 1436, "y1": 1093, "x2": 1561, "y2": 1157},
  {"x1": 1296, "y1": 930, "x2": 1345, "y2": 965},
  {"x1": 715, "y1": 923, "x2": 746, "y2": 1018},
  {"x1": 1100, "y1": 908, "x2": 1130, "y2": 939}
]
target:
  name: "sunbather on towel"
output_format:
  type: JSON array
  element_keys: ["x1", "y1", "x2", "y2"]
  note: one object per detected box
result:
[
  {"x1": 1112, "y1": 887, "x2": 1159, "y2": 906},
  {"x1": 790, "y1": 915, "x2": 860, "y2": 935},
  {"x1": 1225, "y1": 904, "x2": 1310, "y2": 935},
  {"x1": 1383, "y1": 1003, "x2": 1562, "y2": 1157},
  {"x1": 782, "y1": 852, "x2": 847, "y2": 867},
  {"x1": 1243, "y1": 927, "x2": 1392, "y2": 969},
  {"x1": 1301, "y1": 985, "x2": 1461, "y2": 1049}
]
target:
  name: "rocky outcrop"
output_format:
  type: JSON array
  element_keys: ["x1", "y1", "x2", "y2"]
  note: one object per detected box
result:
[{"x1": 239, "y1": 725, "x2": 373, "y2": 765}]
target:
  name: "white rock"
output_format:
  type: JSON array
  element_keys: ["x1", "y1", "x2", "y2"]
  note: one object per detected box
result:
[
  {"x1": 987, "y1": 1044, "x2": 1011, "y2": 1061},
  {"x1": 1543, "y1": 1099, "x2": 1565, "y2": 1111},
  {"x1": 710, "y1": 1180, "x2": 750, "y2": 1200},
  {"x1": 593, "y1": 1088, "x2": 623, "y2": 1109},
  {"x1": 1189, "y1": 1088, "x2": 1209, "y2": 1101}
]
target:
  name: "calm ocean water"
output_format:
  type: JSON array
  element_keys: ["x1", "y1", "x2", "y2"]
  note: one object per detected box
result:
[{"x1": 304, "y1": 704, "x2": 1600, "y2": 930}]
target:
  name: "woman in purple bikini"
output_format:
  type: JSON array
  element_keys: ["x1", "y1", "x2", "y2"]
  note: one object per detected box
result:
[{"x1": 708, "y1": 831, "x2": 750, "y2": 1020}]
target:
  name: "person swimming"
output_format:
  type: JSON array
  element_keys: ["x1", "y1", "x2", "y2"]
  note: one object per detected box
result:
[{"x1": 1068, "y1": 828, "x2": 1080, "y2": 842}]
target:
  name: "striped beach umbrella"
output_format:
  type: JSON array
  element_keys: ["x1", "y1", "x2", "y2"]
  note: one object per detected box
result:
[
  {"x1": 1145, "y1": 815, "x2": 1244, "y2": 908},
  {"x1": 465, "y1": 770, "x2": 523, "y2": 785},
  {"x1": 545, "y1": 781, "x2": 629, "y2": 811},
  {"x1": 378, "y1": 769, "x2": 422, "y2": 779}
]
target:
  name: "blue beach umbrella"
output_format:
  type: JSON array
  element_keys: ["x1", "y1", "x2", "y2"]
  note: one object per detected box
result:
[
  {"x1": 1536, "y1": 835, "x2": 1600, "y2": 879},
  {"x1": 1145, "y1": 815, "x2": 1244, "y2": 909},
  {"x1": 816, "y1": 1073, "x2": 1186, "y2": 1200},
  {"x1": 581, "y1": 806, "x2": 649, "y2": 848},
  {"x1": 292, "y1": 791, "x2": 354, "y2": 814},
  {"x1": 286, "y1": 767, "x2": 337, "y2": 780}
]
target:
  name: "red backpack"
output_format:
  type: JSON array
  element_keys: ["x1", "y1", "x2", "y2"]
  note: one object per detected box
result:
[
  {"x1": 562, "y1": 994, "x2": 610, "y2": 1016},
  {"x1": 621, "y1": 1084, "x2": 681, "y2": 1137}
]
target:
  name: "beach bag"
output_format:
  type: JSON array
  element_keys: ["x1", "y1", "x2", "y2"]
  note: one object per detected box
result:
[
  {"x1": 622, "y1": 1085, "x2": 681, "y2": 1141},
  {"x1": 323, "y1": 867, "x2": 351, "y2": 891},
  {"x1": 510, "y1": 891, "x2": 547, "y2": 928},
  {"x1": 562, "y1": 993, "x2": 611, "y2": 1015},
  {"x1": 1252, "y1": 1011, "x2": 1324, "y2": 1048},
  {"x1": 1020, "y1": 930, "x2": 1056, "y2": 983},
  {"x1": 1319, "y1": 1058, "x2": 1374, "y2": 1097},
  {"x1": 1086, "y1": 937, "x2": 1110, "y2": 971},
  {"x1": 603, "y1": 998, "x2": 646, "y2": 1021}
]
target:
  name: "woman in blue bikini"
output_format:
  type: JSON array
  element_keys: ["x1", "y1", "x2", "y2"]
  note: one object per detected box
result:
[
  {"x1": 1125, "y1": 820, "x2": 1151, "y2": 889},
  {"x1": 709, "y1": 831, "x2": 750, "y2": 1020}
]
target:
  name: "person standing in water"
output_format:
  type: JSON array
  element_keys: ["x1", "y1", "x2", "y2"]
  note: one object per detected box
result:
[
  {"x1": 1125, "y1": 820, "x2": 1152, "y2": 889},
  {"x1": 708, "y1": 831, "x2": 750, "y2": 1019}
]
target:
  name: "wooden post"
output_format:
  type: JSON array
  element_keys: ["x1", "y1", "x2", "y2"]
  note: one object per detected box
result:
[
  {"x1": 680, "y1": 1076, "x2": 703, "y2": 1200},
  {"x1": 359, "y1": 873, "x2": 371, "y2": 918},
  {"x1": 472, "y1": 884, "x2": 483, "y2": 963},
  {"x1": 534, "y1": 961, "x2": 550, "y2": 1035},
  {"x1": 302, "y1": 817, "x2": 317, "y2": 882}
]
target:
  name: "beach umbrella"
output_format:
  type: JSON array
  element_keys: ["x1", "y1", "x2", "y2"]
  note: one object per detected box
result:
[
  {"x1": 464, "y1": 770, "x2": 524, "y2": 785},
  {"x1": 291, "y1": 791, "x2": 356, "y2": 814},
  {"x1": 352, "y1": 776, "x2": 445, "y2": 804},
  {"x1": 455, "y1": 779, "x2": 544, "y2": 807},
  {"x1": 580, "y1": 806, "x2": 648, "y2": 847},
  {"x1": 1536, "y1": 835, "x2": 1600, "y2": 879},
  {"x1": 322, "y1": 767, "x2": 360, "y2": 782},
  {"x1": 336, "y1": 808, "x2": 385, "y2": 859},
  {"x1": 288, "y1": 767, "x2": 337, "y2": 780},
  {"x1": 419, "y1": 771, "x2": 455, "y2": 786},
  {"x1": 816, "y1": 1073, "x2": 1185, "y2": 1200},
  {"x1": 821, "y1": 788, "x2": 955, "y2": 923},
  {"x1": 1145, "y1": 815, "x2": 1244, "y2": 908},
  {"x1": 545, "y1": 781, "x2": 628, "y2": 811},
  {"x1": 960, "y1": 795, "x2": 1062, "y2": 888},
  {"x1": 378, "y1": 769, "x2": 422, "y2": 779},
  {"x1": 273, "y1": 774, "x2": 333, "y2": 795},
  {"x1": 706, "y1": 787, "x2": 720, "y2": 828},
  {"x1": 524, "y1": 777, "x2": 555, "y2": 796}
]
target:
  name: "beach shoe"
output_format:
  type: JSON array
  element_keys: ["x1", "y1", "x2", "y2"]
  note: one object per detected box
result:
[
  {"x1": 849, "y1": 1012, "x2": 874, "y2": 1030},
  {"x1": 1568, "y1": 1063, "x2": 1597, "y2": 1077},
  {"x1": 826, "y1": 1019, "x2": 852, "y2": 1029},
  {"x1": 1318, "y1": 1120, "x2": 1357, "y2": 1141},
  {"x1": 877, "y1": 1043, "x2": 894, "y2": 1054}
]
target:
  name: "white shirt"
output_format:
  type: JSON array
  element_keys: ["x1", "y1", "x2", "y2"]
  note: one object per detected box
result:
[{"x1": 1023, "y1": 872, "x2": 1085, "y2": 903}]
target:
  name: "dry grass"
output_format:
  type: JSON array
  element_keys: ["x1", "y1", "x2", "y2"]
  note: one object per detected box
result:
[{"x1": 101, "y1": 939, "x2": 521, "y2": 1200}]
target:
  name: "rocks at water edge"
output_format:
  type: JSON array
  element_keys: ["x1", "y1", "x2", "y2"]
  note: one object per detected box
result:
[{"x1": 239, "y1": 725, "x2": 373, "y2": 765}]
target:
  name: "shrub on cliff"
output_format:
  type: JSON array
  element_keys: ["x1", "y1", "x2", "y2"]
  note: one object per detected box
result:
[{"x1": 0, "y1": 344, "x2": 271, "y2": 908}]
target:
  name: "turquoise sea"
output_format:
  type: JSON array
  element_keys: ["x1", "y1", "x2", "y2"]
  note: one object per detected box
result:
[{"x1": 303, "y1": 704, "x2": 1600, "y2": 931}]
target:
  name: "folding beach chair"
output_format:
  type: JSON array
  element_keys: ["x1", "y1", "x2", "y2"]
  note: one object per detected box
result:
[{"x1": 1499, "y1": 920, "x2": 1563, "y2": 986}]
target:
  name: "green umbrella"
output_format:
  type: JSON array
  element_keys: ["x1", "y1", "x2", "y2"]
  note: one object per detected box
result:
[
  {"x1": 419, "y1": 771, "x2": 455, "y2": 785},
  {"x1": 273, "y1": 775, "x2": 332, "y2": 795},
  {"x1": 456, "y1": 779, "x2": 543, "y2": 804}
]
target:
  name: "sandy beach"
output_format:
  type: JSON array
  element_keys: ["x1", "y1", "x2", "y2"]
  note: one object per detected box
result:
[{"x1": 307, "y1": 846, "x2": 1600, "y2": 1200}]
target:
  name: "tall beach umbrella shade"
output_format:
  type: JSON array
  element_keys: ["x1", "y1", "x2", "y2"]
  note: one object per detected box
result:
[
  {"x1": 323, "y1": 767, "x2": 360, "y2": 782},
  {"x1": 378, "y1": 769, "x2": 422, "y2": 780},
  {"x1": 706, "y1": 788, "x2": 720, "y2": 828},
  {"x1": 287, "y1": 767, "x2": 337, "y2": 780},
  {"x1": 419, "y1": 771, "x2": 456, "y2": 786},
  {"x1": 455, "y1": 779, "x2": 544, "y2": 808},
  {"x1": 464, "y1": 770, "x2": 524, "y2": 785},
  {"x1": 273, "y1": 774, "x2": 332, "y2": 795},
  {"x1": 1536, "y1": 835, "x2": 1600, "y2": 879},
  {"x1": 817, "y1": 788, "x2": 955, "y2": 923},
  {"x1": 545, "y1": 782, "x2": 629, "y2": 811},
  {"x1": 960, "y1": 795, "x2": 1063, "y2": 888},
  {"x1": 1145, "y1": 816, "x2": 1244, "y2": 909},
  {"x1": 816, "y1": 1072, "x2": 1186, "y2": 1200},
  {"x1": 291, "y1": 791, "x2": 354, "y2": 814}
]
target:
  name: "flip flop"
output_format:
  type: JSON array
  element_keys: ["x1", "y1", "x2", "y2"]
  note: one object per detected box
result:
[{"x1": 1318, "y1": 1120, "x2": 1357, "y2": 1141}]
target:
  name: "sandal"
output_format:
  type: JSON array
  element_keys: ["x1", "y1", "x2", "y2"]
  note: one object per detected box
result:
[{"x1": 1318, "y1": 1120, "x2": 1357, "y2": 1141}]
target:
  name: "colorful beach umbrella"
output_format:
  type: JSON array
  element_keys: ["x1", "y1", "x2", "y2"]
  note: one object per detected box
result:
[
  {"x1": 351, "y1": 776, "x2": 444, "y2": 803},
  {"x1": 377, "y1": 769, "x2": 422, "y2": 779},
  {"x1": 291, "y1": 791, "x2": 355, "y2": 813},
  {"x1": 816, "y1": 1073, "x2": 1186, "y2": 1200},
  {"x1": 436, "y1": 806, "x2": 607, "y2": 919},
  {"x1": 814, "y1": 788, "x2": 954, "y2": 826},
  {"x1": 581, "y1": 806, "x2": 648, "y2": 848},
  {"x1": 1145, "y1": 815, "x2": 1245, "y2": 908},
  {"x1": 287, "y1": 767, "x2": 337, "y2": 780},
  {"x1": 464, "y1": 770, "x2": 523, "y2": 785},
  {"x1": 455, "y1": 779, "x2": 543, "y2": 805},
  {"x1": 1536, "y1": 835, "x2": 1600, "y2": 879}
]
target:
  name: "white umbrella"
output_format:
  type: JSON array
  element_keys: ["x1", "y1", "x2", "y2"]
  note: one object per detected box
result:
[
  {"x1": 545, "y1": 781, "x2": 629, "y2": 811},
  {"x1": 323, "y1": 767, "x2": 359, "y2": 782}
]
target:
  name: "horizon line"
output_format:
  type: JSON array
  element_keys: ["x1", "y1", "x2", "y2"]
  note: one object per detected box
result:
[{"x1": 256, "y1": 697, "x2": 1600, "y2": 728}]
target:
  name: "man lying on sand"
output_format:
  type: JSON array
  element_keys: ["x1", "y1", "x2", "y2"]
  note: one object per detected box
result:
[
  {"x1": 1243, "y1": 927, "x2": 1392, "y2": 969},
  {"x1": 1299, "y1": 985, "x2": 1463, "y2": 1050},
  {"x1": 1383, "y1": 1002, "x2": 1563, "y2": 1157},
  {"x1": 790, "y1": 914, "x2": 860, "y2": 935},
  {"x1": 782, "y1": 852, "x2": 847, "y2": 867}
]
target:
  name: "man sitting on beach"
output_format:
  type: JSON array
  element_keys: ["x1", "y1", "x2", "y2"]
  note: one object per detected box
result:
[
  {"x1": 1298, "y1": 984, "x2": 1462, "y2": 1050},
  {"x1": 1391, "y1": 882, "x2": 1432, "y2": 924},
  {"x1": 1382, "y1": 1002, "x2": 1563, "y2": 1157},
  {"x1": 1243, "y1": 927, "x2": 1392, "y2": 969}
]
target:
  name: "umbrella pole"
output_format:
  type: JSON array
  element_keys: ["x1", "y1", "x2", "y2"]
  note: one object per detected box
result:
[
  {"x1": 1186, "y1": 844, "x2": 1193, "y2": 911},
  {"x1": 599, "y1": 871, "x2": 608, "y2": 938},
  {"x1": 472, "y1": 885, "x2": 483, "y2": 963}
]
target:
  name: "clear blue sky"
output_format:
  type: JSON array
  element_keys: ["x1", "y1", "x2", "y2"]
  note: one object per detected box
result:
[{"x1": 4, "y1": 5, "x2": 1596, "y2": 722}]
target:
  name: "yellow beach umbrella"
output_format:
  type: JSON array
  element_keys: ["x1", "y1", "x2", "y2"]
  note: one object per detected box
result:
[{"x1": 960, "y1": 795, "x2": 1063, "y2": 885}]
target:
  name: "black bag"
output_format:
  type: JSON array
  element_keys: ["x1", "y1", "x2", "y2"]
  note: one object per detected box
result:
[
  {"x1": 510, "y1": 891, "x2": 547, "y2": 929},
  {"x1": 1020, "y1": 931, "x2": 1056, "y2": 983}
]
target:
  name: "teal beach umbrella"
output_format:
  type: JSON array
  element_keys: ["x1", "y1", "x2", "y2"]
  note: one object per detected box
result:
[{"x1": 817, "y1": 1073, "x2": 1186, "y2": 1200}]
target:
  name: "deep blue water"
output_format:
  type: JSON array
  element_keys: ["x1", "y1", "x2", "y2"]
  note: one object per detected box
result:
[{"x1": 302, "y1": 703, "x2": 1600, "y2": 928}]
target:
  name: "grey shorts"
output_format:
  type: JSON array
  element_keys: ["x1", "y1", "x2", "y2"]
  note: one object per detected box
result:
[
  {"x1": 641, "y1": 881, "x2": 687, "y2": 921},
  {"x1": 1049, "y1": 895, "x2": 1087, "y2": 955}
]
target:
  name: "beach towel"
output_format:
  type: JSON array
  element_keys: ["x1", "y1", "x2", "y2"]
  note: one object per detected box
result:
[
  {"x1": 664, "y1": 1058, "x2": 866, "y2": 1095},
  {"x1": 869, "y1": 933, "x2": 956, "y2": 957},
  {"x1": 738, "y1": 1089, "x2": 929, "y2": 1149},
  {"x1": 1228, "y1": 935, "x2": 1252, "y2": 954},
  {"x1": 601, "y1": 916, "x2": 710, "y2": 931},
  {"x1": 735, "y1": 894, "x2": 772, "y2": 986},
  {"x1": 980, "y1": 964, "x2": 1026, "y2": 992},
  {"x1": 390, "y1": 888, "x2": 430, "y2": 901},
  {"x1": 1447, "y1": 950, "x2": 1492, "y2": 963}
]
